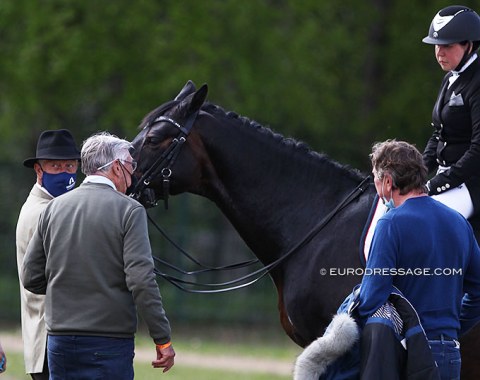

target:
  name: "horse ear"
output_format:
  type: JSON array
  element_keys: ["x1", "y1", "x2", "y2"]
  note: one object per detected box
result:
[
  {"x1": 188, "y1": 84, "x2": 208, "y2": 113},
  {"x1": 175, "y1": 80, "x2": 197, "y2": 101}
]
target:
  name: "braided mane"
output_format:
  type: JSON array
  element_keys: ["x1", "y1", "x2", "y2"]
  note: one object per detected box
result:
[{"x1": 202, "y1": 102, "x2": 364, "y2": 181}]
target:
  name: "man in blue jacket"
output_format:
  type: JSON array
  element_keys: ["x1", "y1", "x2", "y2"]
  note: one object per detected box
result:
[{"x1": 358, "y1": 140, "x2": 480, "y2": 379}]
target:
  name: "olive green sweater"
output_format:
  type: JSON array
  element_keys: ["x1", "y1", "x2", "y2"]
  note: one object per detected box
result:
[{"x1": 21, "y1": 181, "x2": 171, "y2": 345}]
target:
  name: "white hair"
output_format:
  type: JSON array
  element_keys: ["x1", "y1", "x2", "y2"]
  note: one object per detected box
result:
[{"x1": 81, "y1": 132, "x2": 132, "y2": 175}]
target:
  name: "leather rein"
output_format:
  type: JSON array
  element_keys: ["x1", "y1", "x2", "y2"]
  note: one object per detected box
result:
[{"x1": 131, "y1": 112, "x2": 371, "y2": 293}]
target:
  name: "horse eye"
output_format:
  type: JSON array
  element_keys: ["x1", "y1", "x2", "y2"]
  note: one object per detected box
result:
[{"x1": 145, "y1": 136, "x2": 162, "y2": 145}]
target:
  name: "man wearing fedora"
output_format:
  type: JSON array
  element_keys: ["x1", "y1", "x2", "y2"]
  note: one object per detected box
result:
[{"x1": 16, "y1": 129, "x2": 81, "y2": 380}]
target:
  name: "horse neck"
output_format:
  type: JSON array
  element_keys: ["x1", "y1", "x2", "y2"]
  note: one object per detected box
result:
[{"x1": 196, "y1": 117, "x2": 365, "y2": 262}]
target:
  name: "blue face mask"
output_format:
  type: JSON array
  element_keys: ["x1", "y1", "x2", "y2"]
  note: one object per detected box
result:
[
  {"x1": 42, "y1": 172, "x2": 77, "y2": 197},
  {"x1": 383, "y1": 196, "x2": 395, "y2": 210},
  {"x1": 381, "y1": 180, "x2": 395, "y2": 210}
]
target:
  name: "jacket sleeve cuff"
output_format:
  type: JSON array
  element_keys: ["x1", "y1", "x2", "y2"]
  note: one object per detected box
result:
[{"x1": 427, "y1": 173, "x2": 451, "y2": 196}]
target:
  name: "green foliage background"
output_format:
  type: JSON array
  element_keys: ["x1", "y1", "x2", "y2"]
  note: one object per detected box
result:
[{"x1": 1, "y1": 0, "x2": 477, "y2": 328}]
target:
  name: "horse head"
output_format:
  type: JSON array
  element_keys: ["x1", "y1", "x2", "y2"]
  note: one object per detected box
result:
[{"x1": 130, "y1": 81, "x2": 214, "y2": 207}]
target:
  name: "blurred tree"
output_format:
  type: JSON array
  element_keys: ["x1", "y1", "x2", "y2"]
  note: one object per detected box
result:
[
  {"x1": 0, "y1": 0, "x2": 456, "y2": 164},
  {"x1": 0, "y1": 0, "x2": 471, "y2": 324}
]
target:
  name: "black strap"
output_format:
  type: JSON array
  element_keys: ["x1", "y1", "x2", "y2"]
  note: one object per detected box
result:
[{"x1": 152, "y1": 176, "x2": 372, "y2": 293}]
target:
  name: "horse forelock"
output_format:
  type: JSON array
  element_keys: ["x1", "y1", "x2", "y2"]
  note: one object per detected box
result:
[{"x1": 202, "y1": 102, "x2": 364, "y2": 182}]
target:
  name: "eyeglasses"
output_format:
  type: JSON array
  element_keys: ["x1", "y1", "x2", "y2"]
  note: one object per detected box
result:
[
  {"x1": 97, "y1": 159, "x2": 137, "y2": 173},
  {"x1": 121, "y1": 159, "x2": 137, "y2": 173}
]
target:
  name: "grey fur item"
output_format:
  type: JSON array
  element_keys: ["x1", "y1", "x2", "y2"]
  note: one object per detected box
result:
[{"x1": 293, "y1": 313, "x2": 359, "y2": 380}]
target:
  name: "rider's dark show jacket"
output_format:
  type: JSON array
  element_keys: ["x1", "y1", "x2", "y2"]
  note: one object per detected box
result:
[{"x1": 423, "y1": 54, "x2": 480, "y2": 215}]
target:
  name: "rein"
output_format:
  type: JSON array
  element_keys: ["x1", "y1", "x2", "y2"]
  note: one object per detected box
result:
[
  {"x1": 133, "y1": 111, "x2": 372, "y2": 293},
  {"x1": 152, "y1": 175, "x2": 372, "y2": 293},
  {"x1": 147, "y1": 213, "x2": 260, "y2": 272}
]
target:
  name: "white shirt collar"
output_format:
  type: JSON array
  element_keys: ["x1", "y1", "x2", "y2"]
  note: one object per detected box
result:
[
  {"x1": 83, "y1": 175, "x2": 117, "y2": 190},
  {"x1": 449, "y1": 53, "x2": 478, "y2": 88}
]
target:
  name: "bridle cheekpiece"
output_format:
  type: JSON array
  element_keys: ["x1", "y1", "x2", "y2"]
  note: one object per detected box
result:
[{"x1": 130, "y1": 111, "x2": 198, "y2": 209}]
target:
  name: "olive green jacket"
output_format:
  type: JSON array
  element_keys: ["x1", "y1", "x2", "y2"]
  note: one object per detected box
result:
[{"x1": 21, "y1": 180, "x2": 171, "y2": 345}]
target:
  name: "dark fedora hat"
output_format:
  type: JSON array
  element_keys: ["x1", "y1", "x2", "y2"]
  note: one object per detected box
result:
[{"x1": 23, "y1": 129, "x2": 81, "y2": 168}]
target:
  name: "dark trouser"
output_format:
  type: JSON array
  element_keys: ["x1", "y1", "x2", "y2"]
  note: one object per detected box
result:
[
  {"x1": 31, "y1": 371, "x2": 49, "y2": 380},
  {"x1": 47, "y1": 335, "x2": 135, "y2": 380},
  {"x1": 429, "y1": 335, "x2": 461, "y2": 380}
]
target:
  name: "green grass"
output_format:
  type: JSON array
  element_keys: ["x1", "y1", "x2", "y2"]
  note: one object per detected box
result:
[
  {"x1": 1, "y1": 351, "x2": 30, "y2": 379},
  {"x1": 133, "y1": 364, "x2": 292, "y2": 380},
  {"x1": 4, "y1": 351, "x2": 293, "y2": 380},
  {"x1": 134, "y1": 324, "x2": 300, "y2": 379},
  {"x1": 136, "y1": 322, "x2": 301, "y2": 360},
  {"x1": 1, "y1": 325, "x2": 301, "y2": 380}
]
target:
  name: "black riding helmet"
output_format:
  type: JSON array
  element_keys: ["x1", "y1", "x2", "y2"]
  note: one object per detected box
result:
[{"x1": 422, "y1": 5, "x2": 480, "y2": 45}]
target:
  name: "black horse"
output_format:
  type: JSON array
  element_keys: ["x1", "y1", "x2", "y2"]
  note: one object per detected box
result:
[{"x1": 131, "y1": 81, "x2": 480, "y2": 378}]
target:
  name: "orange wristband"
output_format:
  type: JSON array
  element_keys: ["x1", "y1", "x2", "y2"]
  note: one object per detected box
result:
[{"x1": 156, "y1": 341, "x2": 172, "y2": 350}]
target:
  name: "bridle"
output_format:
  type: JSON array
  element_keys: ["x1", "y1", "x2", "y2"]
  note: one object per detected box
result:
[
  {"x1": 130, "y1": 109, "x2": 372, "y2": 293},
  {"x1": 129, "y1": 111, "x2": 198, "y2": 209}
]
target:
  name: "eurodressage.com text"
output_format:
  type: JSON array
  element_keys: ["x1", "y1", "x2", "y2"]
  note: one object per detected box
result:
[{"x1": 322, "y1": 267, "x2": 463, "y2": 276}]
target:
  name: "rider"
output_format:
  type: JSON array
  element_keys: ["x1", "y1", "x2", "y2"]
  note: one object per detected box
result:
[{"x1": 422, "y1": 5, "x2": 480, "y2": 219}]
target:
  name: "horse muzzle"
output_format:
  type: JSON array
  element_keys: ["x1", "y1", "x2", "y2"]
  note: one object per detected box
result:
[
  {"x1": 127, "y1": 175, "x2": 159, "y2": 208},
  {"x1": 129, "y1": 187, "x2": 159, "y2": 208}
]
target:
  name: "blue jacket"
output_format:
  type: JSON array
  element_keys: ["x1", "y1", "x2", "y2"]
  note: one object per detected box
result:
[
  {"x1": 320, "y1": 287, "x2": 439, "y2": 380},
  {"x1": 358, "y1": 197, "x2": 480, "y2": 339}
]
